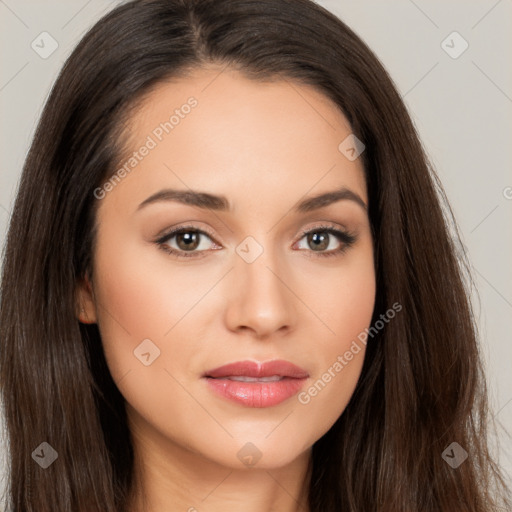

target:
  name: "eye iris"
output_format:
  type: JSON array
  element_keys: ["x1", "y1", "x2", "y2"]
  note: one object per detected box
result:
[
  {"x1": 176, "y1": 231, "x2": 200, "y2": 251},
  {"x1": 308, "y1": 231, "x2": 329, "y2": 251}
]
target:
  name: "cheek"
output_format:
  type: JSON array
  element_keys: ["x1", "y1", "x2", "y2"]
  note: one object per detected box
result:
[
  {"x1": 91, "y1": 239, "x2": 211, "y2": 439},
  {"x1": 294, "y1": 247, "x2": 375, "y2": 428},
  {"x1": 90, "y1": 231, "x2": 197, "y2": 380},
  {"x1": 331, "y1": 239, "x2": 376, "y2": 339},
  {"x1": 296, "y1": 238, "x2": 376, "y2": 350}
]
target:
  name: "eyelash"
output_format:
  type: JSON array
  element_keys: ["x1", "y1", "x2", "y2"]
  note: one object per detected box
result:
[{"x1": 155, "y1": 223, "x2": 357, "y2": 259}]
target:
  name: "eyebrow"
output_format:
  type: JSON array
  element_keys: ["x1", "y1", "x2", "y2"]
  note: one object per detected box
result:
[{"x1": 136, "y1": 186, "x2": 367, "y2": 213}]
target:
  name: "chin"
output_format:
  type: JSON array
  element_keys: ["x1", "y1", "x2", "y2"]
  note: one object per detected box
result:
[{"x1": 200, "y1": 434, "x2": 312, "y2": 470}]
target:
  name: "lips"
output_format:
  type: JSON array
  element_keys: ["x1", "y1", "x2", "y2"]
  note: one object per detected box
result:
[
  {"x1": 203, "y1": 360, "x2": 309, "y2": 408},
  {"x1": 204, "y1": 359, "x2": 309, "y2": 379}
]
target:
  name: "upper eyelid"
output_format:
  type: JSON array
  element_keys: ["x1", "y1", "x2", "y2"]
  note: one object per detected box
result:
[
  {"x1": 297, "y1": 223, "x2": 349, "y2": 237},
  {"x1": 156, "y1": 224, "x2": 217, "y2": 244}
]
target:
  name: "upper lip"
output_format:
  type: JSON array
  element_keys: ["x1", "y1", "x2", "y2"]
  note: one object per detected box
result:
[{"x1": 204, "y1": 360, "x2": 309, "y2": 379}]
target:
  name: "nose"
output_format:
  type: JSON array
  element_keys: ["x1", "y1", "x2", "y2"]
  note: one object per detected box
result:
[{"x1": 223, "y1": 244, "x2": 296, "y2": 339}]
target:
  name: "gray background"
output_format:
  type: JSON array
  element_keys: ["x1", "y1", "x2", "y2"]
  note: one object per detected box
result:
[{"x1": 1, "y1": 0, "x2": 511, "y2": 506}]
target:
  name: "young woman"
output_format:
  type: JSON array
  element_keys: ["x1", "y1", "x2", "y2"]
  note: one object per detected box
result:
[{"x1": 0, "y1": 0, "x2": 510, "y2": 510}]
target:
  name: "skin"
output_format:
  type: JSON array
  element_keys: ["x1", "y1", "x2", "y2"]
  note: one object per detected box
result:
[{"x1": 77, "y1": 66, "x2": 376, "y2": 512}]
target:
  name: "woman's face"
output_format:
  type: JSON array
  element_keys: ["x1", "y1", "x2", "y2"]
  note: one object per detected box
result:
[{"x1": 78, "y1": 67, "x2": 376, "y2": 470}]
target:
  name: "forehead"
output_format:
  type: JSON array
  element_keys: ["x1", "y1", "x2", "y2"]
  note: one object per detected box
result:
[{"x1": 105, "y1": 66, "x2": 368, "y2": 215}]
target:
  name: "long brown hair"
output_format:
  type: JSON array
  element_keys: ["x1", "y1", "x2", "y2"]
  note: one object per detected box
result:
[{"x1": 0, "y1": 0, "x2": 510, "y2": 510}]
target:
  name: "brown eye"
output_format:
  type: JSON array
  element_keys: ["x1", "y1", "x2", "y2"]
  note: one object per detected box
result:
[
  {"x1": 306, "y1": 231, "x2": 330, "y2": 251},
  {"x1": 156, "y1": 226, "x2": 219, "y2": 258},
  {"x1": 295, "y1": 226, "x2": 357, "y2": 258},
  {"x1": 175, "y1": 231, "x2": 201, "y2": 251}
]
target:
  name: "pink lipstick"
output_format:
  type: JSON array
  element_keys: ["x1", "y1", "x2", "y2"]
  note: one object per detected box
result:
[{"x1": 203, "y1": 360, "x2": 309, "y2": 408}]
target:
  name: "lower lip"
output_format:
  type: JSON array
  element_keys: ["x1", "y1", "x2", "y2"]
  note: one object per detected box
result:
[{"x1": 204, "y1": 377, "x2": 307, "y2": 408}]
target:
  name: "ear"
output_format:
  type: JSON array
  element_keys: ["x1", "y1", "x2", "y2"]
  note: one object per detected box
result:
[{"x1": 75, "y1": 273, "x2": 97, "y2": 324}]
